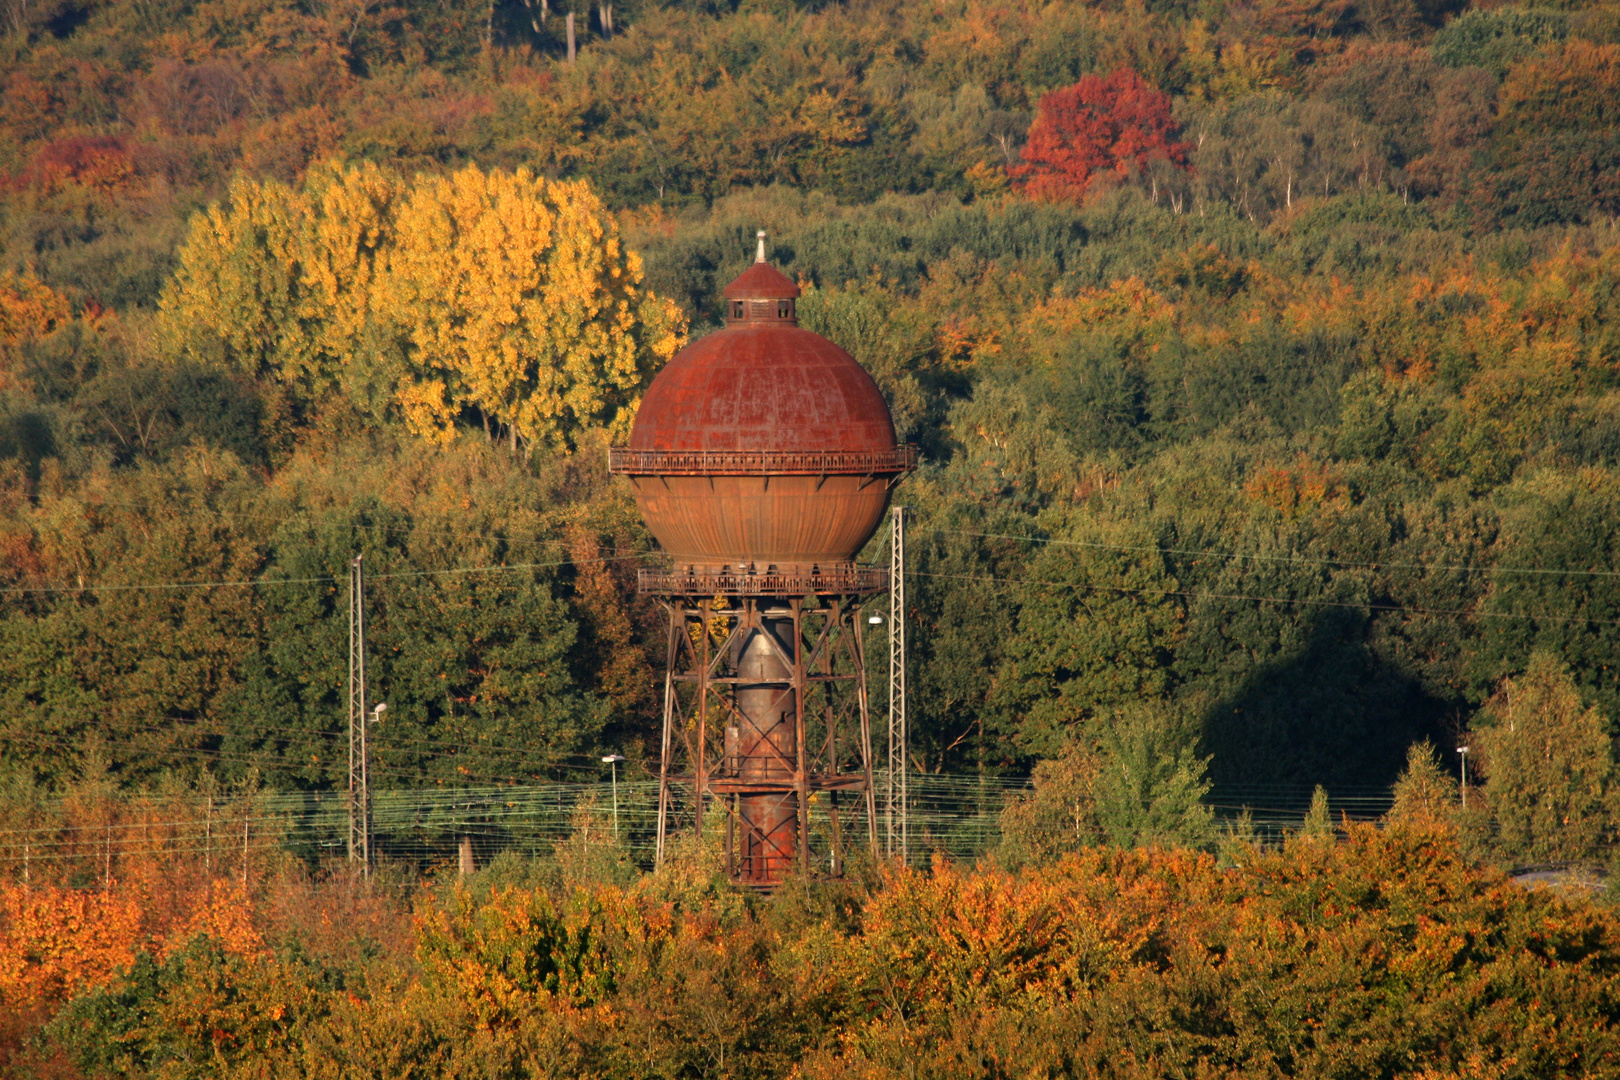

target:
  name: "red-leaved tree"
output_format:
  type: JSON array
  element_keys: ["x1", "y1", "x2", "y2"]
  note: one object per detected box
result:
[{"x1": 1011, "y1": 68, "x2": 1192, "y2": 202}]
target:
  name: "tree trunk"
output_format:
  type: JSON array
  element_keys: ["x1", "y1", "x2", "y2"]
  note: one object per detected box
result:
[
  {"x1": 566, "y1": 11, "x2": 575, "y2": 62},
  {"x1": 458, "y1": 835, "x2": 476, "y2": 875}
]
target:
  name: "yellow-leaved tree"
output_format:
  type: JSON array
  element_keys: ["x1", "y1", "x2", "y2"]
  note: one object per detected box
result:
[
  {"x1": 159, "y1": 175, "x2": 306, "y2": 382},
  {"x1": 296, "y1": 160, "x2": 406, "y2": 414},
  {"x1": 159, "y1": 162, "x2": 684, "y2": 451},
  {"x1": 383, "y1": 167, "x2": 684, "y2": 451}
]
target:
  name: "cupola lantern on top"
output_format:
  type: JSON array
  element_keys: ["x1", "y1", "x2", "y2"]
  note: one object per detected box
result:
[
  {"x1": 609, "y1": 234, "x2": 915, "y2": 579},
  {"x1": 724, "y1": 231, "x2": 801, "y2": 325}
]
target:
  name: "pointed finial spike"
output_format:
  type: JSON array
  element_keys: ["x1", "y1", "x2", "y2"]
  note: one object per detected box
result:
[{"x1": 756, "y1": 230, "x2": 767, "y2": 263}]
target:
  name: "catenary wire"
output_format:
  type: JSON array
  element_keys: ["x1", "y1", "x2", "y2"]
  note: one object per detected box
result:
[
  {"x1": 903, "y1": 569, "x2": 1620, "y2": 626},
  {"x1": 936, "y1": 526, "x2": 1620, "y2": 579},
  {"x1": 0, "y1": 551, "x2": 659, "y2": 596}
]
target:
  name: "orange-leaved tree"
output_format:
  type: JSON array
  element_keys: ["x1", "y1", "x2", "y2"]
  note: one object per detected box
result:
[
  {"x1": 414, "y1": 885, "x2": 629, "y2": 1030},
  {"x1": 0, "y1": 877, "x2": 262, "y2": 1011},
  {"x1": 1010, "y1": 68, "x2": 1191, "y2": 202},
  {"x1": 1482, "y1": 40, "x2": 1620, "y2": 227},
  {"x1": 0, "y1": 270, "x2": 71, "y2": 349},
  {"x1": 0, "y1": 884, "x2": 143, "y2": 1008}
]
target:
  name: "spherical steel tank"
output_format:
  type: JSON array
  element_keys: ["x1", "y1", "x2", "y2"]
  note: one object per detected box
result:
[{"x1": 610, "y1": 251, "x2": 913, "y2": 574}]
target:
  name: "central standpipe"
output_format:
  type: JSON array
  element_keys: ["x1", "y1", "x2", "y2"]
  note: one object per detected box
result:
[{"x1": 735, "y1": 607, "x2": 797, "y2": 880}]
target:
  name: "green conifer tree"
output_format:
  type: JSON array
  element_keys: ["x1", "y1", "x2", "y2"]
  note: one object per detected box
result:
[
  {"x1": 1388, "y1": 740, "x2": 1457, "y2": 827},
  {"x1": 1302, "y1": 784, "x2": 1334, "y2": 838}
]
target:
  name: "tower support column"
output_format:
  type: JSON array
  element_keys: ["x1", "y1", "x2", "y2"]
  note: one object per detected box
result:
[{"x1": 650, "y1": 571, "x2": 884, "y2": 887}]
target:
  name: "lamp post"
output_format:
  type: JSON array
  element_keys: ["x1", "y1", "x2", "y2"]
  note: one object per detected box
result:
[
  {"x1": 1456, "y1": 744, "x2": 1469, "y2": 808},
  {"x1": 364, "y1": 703, "x2": 385, "y2": 868},
  {"x1": 601, "y1": 754, "x2": 626, "y2": 838}
]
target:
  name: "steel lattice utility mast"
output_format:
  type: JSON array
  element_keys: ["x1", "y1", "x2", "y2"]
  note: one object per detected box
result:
[
  {"x1": 347, "y1": 555, "x2": 370, "y2": 870},
  {"x1": 886, "y1": 505, "x2": 908, "y2": 862}
]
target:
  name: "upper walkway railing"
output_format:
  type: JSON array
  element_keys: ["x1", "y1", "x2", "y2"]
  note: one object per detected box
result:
[{"x1": 608, "y1": 445, "x2": 917, "y2": 476}]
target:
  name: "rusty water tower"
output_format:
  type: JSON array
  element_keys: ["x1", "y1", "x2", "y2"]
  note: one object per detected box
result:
[{"x1": 609, "y1": 234, "x2": 914, "y2": 886}]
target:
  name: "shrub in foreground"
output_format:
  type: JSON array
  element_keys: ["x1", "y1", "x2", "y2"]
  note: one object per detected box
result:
[{"x1": 14, "y1": 825, "x2": 1620, "y2": 1079}]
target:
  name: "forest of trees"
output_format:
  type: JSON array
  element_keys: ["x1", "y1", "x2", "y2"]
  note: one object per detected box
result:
[
  {"x1": 6, "y1": 0, "x2": 1620, "y2": 1072},
  {"x1": 6, "y1": 0, "x2": 1620, "y2": 810}
]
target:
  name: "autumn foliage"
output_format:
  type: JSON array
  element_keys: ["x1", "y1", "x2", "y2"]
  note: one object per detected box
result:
[
  {"x1": 808, "y1": 832, "x2": 1620, "y2": 1077},
  {"x1": 159, "y1": 161, "x2": 687, "y2": 454},
  {"x1": 1011, "y1": 68, "x2": 1192, "y2": 202},
  {"x1": 6, "y1": 0, "x2": 1620, "y2": 1071},
  {"x1": 1481, "y1": 40, "x2": 1620, "y2": 226},
  {"x1": 0, "y1": 880, "x2": 263, "y2": 1005},
  {"x1": 5, "y1": 823, "x2": 1618, "y2": 1079},
  {"x1": 0, "y1": 885, "x2": 142, "y2": 1008},
  {"x1": 0, "y1": 271, "x2": 70, "y2": 348}
]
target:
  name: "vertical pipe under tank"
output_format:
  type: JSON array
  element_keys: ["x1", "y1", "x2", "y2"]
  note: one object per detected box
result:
[{"x1": 734, "y1": 606, "x2": 797, "y2": 883}]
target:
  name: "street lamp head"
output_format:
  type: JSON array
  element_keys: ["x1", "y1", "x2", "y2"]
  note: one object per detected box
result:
[
  {"x1": 371, "y1": 702, "x2": 387, "y2": 721},
  {"x1": 868, "y1": 615, "x2": 883, "y2": 624},
  {"x1": 1456, "y1": 745, "x2": 1469, "y2": 754},
  {"x1": 601, "y1": 754, "x2": 626, "y2": 764}
]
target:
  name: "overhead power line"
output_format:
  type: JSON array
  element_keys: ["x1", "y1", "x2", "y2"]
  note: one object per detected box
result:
[
  {"x1": 0, "y1": 728, "x2": 612, "y2": 789},
  {"x1": 2, "y1": 708, "x2": 640, "y2": 771},
  {"x1": 4, "y1": 517, "x2": 1614, "y2": 609},
  {"x1": 907, "y1": 568, "x2": 1620, "y2": 627},
  {"x1": 943, "y1": 527, "x2": 1620, "y2": 580},
  {"x1": 0, "y1": 552, "x2": 657, "y2": 596},
  {"x1": 64, "y1": 497, "x2": 598, "y2": 552},
  {"x1": 0, "y1": 702, "x2": 627, "y2": 762}
]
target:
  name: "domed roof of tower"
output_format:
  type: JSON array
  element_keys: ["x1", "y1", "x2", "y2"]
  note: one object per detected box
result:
[
  {"x1": 628, "y1": 325, "x2": 894, "y2": 453},
  {"x1": 627, "y1": 232, "x2": 893, "y2": 455}
]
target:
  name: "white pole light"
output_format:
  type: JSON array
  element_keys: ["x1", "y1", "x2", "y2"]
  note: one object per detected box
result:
[{"x1": 601, "y1": 754, "x2": 627, "y2": 838}]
